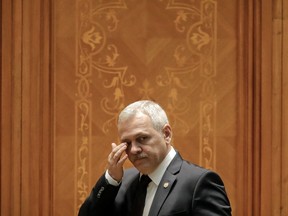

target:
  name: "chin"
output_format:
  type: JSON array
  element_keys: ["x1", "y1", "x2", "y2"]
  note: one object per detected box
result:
[
  {"x1": 138, "y1": 169, "x2": 150, "y2": 175},
  {"x1": 134, "y1": 164, "x2": 150, "y2": 174}
]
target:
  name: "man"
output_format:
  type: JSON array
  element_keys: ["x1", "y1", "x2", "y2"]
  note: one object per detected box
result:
[{"x1": 78, "y1": 100, "x2": 231, "y2": 216}]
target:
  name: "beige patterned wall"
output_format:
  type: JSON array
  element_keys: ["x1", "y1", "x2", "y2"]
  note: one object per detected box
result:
[{"x1": 54, "y1": 0, "x2": 237, "y2": 215}]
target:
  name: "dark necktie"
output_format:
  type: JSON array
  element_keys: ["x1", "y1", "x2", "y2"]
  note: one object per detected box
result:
[{"x1": 131, "y1": 175, "x2": 152, "y2": 216}]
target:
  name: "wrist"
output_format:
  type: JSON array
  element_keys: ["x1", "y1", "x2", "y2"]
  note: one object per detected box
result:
[{"x1": 105, "y1": 170, "x2": 121, "y2": 186}]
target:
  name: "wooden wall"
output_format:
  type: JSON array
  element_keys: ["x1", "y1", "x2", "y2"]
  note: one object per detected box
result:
[{"x1": 1, "y1": 0, "x2": 287, "y2": 216}]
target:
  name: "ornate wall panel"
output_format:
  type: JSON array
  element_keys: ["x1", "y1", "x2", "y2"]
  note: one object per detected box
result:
[{"x1": 53, "y1": 0, "x2": 237, "y2": 215}]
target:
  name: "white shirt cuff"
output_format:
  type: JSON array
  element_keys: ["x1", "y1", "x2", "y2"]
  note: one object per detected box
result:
[{"x1": 105, "y1": 170, "x2": 121, "y2": 186}]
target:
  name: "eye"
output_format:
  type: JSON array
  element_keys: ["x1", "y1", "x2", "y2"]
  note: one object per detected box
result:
[
  {"x1": 137, "y1": 136, "x2": 147, "y2": 143},
  {"x1": 121, "y1": 140, "x2": 131, "y2": 146},
  {"x1": 125, "y1": 141, "x2": 131, "y2": 146}
]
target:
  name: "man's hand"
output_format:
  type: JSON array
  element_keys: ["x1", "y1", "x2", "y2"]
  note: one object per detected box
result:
[{"x1": 107, "y1": 142, "x2": 128, "y2": 182}]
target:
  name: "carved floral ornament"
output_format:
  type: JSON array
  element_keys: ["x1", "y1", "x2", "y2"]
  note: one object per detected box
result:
[{"x1": 76, "y1": 0, "x2": 217, "y2": 211}]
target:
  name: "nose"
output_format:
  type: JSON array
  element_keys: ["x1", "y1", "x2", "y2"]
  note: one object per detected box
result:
[{"x1": 129, "y1": 141, "x2": 142, "y2": 154}]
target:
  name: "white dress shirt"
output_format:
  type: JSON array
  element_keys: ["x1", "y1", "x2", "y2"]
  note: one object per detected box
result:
[
  {"x1": 105, "y1": 147, "x2": 177, "y2": 216},
  {"x1": 142, "y1": 147, "x2": 176, "y2": 216}
]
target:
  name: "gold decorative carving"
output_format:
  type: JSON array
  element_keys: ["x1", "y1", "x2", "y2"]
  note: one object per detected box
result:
[
  {"x1": 95, "y1": 62, "x2": 136, "y2": 133},
  {"x1": 76, "y1": 1, "x2": 217, "y2": 211},
  {"x1": 76, "y1": 101, "x2": 91, "y2": 208},
  {"x1": 76, "y1": 0, "x2": 129, "y2": 212},
  {"x1": 198, "y1": 0, "x2": 217, "y2": 169},
  {"x1": 156, "y1": 66, "x2": 195, "y2": 135},
  {"x1": 200, "y1": 101, "x2": 216, "y2": 170},
  {"x1": 161, "y1": 0, "x2": 217, "y2": 169},
  {"x1": 139, "y1": 79, "x2": 154, "y2": 99}
]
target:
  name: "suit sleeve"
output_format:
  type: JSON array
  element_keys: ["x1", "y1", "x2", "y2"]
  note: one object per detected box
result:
[
  {"x1": 192, "y1": 171, "x2": 232, "y2": 216},
  {"x1": 78, "y1": 174, "x2": 120, "y2": 216}
]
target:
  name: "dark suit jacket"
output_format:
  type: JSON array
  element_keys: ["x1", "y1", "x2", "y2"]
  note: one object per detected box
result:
[{"x1": 78, "y1": 153, "x2": 231, "y2": 216}]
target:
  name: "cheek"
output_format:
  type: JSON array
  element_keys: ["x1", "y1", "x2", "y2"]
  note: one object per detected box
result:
[{"x1": 144, "y1": 145, "x2": 160, "y2": 159}]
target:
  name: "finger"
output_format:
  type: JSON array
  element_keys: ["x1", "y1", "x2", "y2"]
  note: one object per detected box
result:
[
  {"x1": 112, "y1": 144, "x2": 127, "y2": 160},
  {"x1": 109, "y1": 143, "x2": 122, "y2": 159},
  {"x1": 111, "y1": 142, "x2": 126, "y2": 153},
  {"x1": 117, "y1": 153, "x2": 128, "y2": 166},
  {"x1": 111, "y1": 142, "x2": 117, "y2": 149},
  {"x1": 108, "y1": 143, "x2": 127, "y2": 164}
]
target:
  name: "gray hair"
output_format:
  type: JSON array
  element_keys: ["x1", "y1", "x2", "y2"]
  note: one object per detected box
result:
[{"x1": 118, "y1": 100, "x2": 169, "y2": 132}]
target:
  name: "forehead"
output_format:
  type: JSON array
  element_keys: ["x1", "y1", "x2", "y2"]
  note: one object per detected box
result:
[
  {"x1": 118, "y1": 113, "x2": 155, "y2": 138},
  {"x1": 119, "y1": 111, "x2": 151, "y2": 125}
]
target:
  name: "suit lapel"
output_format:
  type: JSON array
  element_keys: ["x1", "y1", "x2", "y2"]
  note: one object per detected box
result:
[
  {"x1": 124, "y1": 172, "x2": 140, "y2": 213},
  {"x1": 148, "y1": 153, "x2": 183, "y2": 216}
]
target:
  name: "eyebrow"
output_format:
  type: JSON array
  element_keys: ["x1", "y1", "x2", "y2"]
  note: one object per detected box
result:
[{"x1": 120, "y1": 131, "x2": 149, "y2": 142}]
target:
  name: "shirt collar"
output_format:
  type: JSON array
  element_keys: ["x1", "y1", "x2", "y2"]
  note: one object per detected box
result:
[{"x1": 148, "y1": 147, "x2": 176, "y2": 186}]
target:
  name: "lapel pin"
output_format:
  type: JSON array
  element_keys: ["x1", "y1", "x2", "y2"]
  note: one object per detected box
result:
[{"x1": 163, "y1": 182, "x2": 169, "y2": 188}]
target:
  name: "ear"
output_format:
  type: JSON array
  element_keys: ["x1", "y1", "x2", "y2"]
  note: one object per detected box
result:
[{"x1": 162, "y1": 124, "x2": 172, "y2": 142}]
